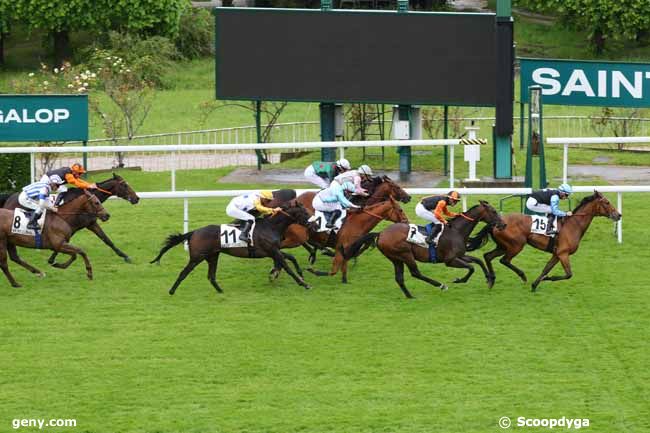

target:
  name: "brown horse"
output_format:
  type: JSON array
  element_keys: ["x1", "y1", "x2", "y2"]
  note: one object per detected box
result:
[
  {"x1": 0, "y1": 174, "x2": 139, "y2": 264},
  {"x1": 281, "y1": 175, "x2": 411, "y2": 265},
  {"x1": 306, "y1": 197, "x2": 410, "y2": 283},
  {"x1": 343, "y1": 201, "x2": 505, "y2": 298},
  {"x1": 0, "y1": 191, "x2": 110, "y2": 287},
  {"x1": 467, "y1": 191, "x2": 621, "y2": 291},
  {"x1": 150, "y1": 201, "x2": 314, "y2": 295}
]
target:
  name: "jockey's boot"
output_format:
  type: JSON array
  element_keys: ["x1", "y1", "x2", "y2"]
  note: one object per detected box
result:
[
  {"x1": 326, "y1": 210, "x2": 342, "y2": 228},
  {"x1": 546, "y1": 215, "x2": 556, "y2": 235},
  {"x1": 426, "y1": 223, "x2": 442, "y2": 245},
  {"x1": 27, "y1": 211, "x2": 42, "y2": 231},
  {"x1": 239, "y1": 220, "x2": 253, "y2": 241}
]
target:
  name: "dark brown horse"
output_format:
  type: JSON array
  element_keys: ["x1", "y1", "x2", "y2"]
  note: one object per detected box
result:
[
  {"x1": 306, "y1": 197, "x2": 410, "y2": 283},
  {"x1": 0, "y1": 174, "x2": 139, "y2": 264},
  {"x1": 150, "y1": 201, "x2": 314, "y2": 295},
  {"x1": 344, "y1": 201, "x2": 505, "y2": 298},
  {"x1": 281, "y1": 175, "x2": 411, "y2": 265},
  {"x1": 467, "y1": 191, "x2": 621, "y2": 291},
  {"x1": 0, "y1": 191, "x2": 110, "y2": 287}
]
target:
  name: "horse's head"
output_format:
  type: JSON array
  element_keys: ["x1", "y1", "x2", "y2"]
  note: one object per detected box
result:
[
  {"x1": 476, "y1": 200, "x2": 506, "y2": 229},
  {"x1": 577, "y1": 191, "x2": 621, "y2": 221},
  {"x1": 82, "y1": 190, "x2": 110, "y2": 221},
  {"x1": 366, "y1": 176, "x2": 411, "y2": 204},
  {"x1": 281, "y1": 200, "x2": 311, "y2": 227},
  {"x1": 109, "y1": 173, "x2": 140, "y2": 204},
  {"x1": 364, "y1": 196, "x2": 408, "y2": 223}
]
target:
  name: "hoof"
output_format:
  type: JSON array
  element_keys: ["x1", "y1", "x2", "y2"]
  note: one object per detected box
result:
[
  {"x1": 531, "y1": 284, "x2": 538, "y2": 292},
  {"x1": 87, "y1": 274, "x2": 93, "y2": 281},
  {"x1": 37, "y1": 272, "x2": 46, "y2": 278},
  {"x1": 168, "y1": 289, "x2": 175, "y2": 296},
  {"x1": 440, "y1": 284, "x2": 448, "y2": 291},
  {"x1": 124, "y1": 256, "x2": 132, "y2": 264},
  {"x1": 487, "y1": 278, "x2": 495, "y2": 289},
  {"x1": 453, "y1": 278, "x2": 465, "y2": 284},
  {"x1": 308, "y1": 255, "x2": 316, "y2": 265},
  {"x1": 12, "y1": 283, "x2": 22, "y2": 288},
  {"x1": 269, "y1": 270, "x2": 279, "y2": 282},
  {"x1": 303, "y1": 284, "x2": 311, "y2": 290}
]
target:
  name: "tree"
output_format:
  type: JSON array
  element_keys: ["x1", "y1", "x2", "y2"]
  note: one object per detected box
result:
[{"x1": 0, "y1": 0, "x2": 14, "y2": 66}]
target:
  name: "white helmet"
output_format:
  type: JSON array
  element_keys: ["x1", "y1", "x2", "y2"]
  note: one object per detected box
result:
[
  {"x1": 48, "y1": 174, "x2": 63, "y2": 185},
  {"x1": 336, "y1": 158, "x2": 351, "y2": 170},
  {"x1": 358, "y1": 164, "x2": 373, "y2": 177},
  {"x1": 341, "y1": 181, "x2": 356, "y2": 192}
]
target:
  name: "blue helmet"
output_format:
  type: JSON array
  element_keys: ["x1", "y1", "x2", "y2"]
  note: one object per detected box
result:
[{"x1": 558, "y1": 183, "x2": 573, "y2": 195}]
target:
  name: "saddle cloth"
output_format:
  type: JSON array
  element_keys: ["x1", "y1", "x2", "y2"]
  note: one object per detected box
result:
[
  {"x1": 309, "y1": 209, "x2": 346, "y2": 233},
  {"x1": 405, "y1": 223, "x2": 438, "y2": 263},
  {"x1": 11, "y1": 208, "x2": 47, "y2": 236},
  {"x1": 530, "y1": 215, "x2": 558, "y2": 237},
  {"x1": 220, "y1": 222, "x2": 255, "y2": 248}
]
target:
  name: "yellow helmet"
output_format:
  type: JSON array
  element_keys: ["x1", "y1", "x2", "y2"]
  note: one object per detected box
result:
[{"x1": 259, "y1": 190, "x2": 273, "y2": 200}]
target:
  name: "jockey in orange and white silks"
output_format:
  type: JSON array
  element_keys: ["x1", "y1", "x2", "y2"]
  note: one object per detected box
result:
[
  {"x1": 226, "y1": 191, "x2": 281, "y2": 241},
  {"x1": 312, "y1": 181, "x2": 359, "y2": 228},
  {"x1": 45, "y1": 163, "x2": 97, "y2": 206},
  {"x1": 415, "y1": 191, "x2": 461, "y2": 245}
]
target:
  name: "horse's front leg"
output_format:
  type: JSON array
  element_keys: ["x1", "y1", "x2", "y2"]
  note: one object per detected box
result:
[
  {"x1": 541, "y1": 254, "x2": 573, "y2": 283},
  {"x1": 87, "y1": 222, "x2": 131, "y2": 263},
  {"x1": 460, "y1": 255, "x2": 491, "y2": 287},
  {"x1": 445, "y1": 257, "x2": 474, "y2": 283},
  {"x1": 56, "y1": 242, "x2": 92, "y2": 280},
  {"x1": 272, "y1": 248, "x2": 310, "y2": 289},
  {"x1": 531, "y1": 255, "x2": 560, "y2": 292}
]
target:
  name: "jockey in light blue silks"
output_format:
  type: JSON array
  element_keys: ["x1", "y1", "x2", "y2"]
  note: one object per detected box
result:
[
  {"x1": 18, "y1": 175, "x2": 60, "y2": 231},
  {"x1": 312, "y1": 181, "x2": 359, "y2": 228},
  {"x1": 526, "y1": 183, "x2": 573, "y2": 235}
]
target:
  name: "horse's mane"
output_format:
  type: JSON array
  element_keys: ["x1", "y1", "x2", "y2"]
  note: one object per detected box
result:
[
  {"x1": 572, "y1": 193, "x2": 598, "y2": 213},
  {"x1": 447, "y1": 204, "x2": 478, "y2": 227}
]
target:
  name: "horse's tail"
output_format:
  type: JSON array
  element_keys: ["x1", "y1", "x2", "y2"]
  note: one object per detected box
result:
[
  {"x1": 466, "y1": 224, "x2": 493, "y2": 252},
  {"x1": 342, "y1": 232, "x2": 379, "y2": 260},
  {"x1": 150, "y1": 231, "x2": 194, "y2": 264},
  {"x1": 0, "y1": 193, "x2": 13, "y2": 208}
]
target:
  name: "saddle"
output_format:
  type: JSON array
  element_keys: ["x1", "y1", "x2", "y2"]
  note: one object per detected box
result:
[{"x1": 405, "y1": 223, "x2": 438, "y2": 262}]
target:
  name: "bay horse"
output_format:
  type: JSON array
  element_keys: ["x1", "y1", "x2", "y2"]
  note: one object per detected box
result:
[
  {"x1": 466, "y1": 191, "x2": 621, "y2": 291},
  {"x1": 0, "y1": 174, "x2": 139, "y2": 264},
  {"x1": 344, "y1": 201, "x2": 505, "y2": 298},
  {"x1": 306, "y1": 196, "x2": 410, "y2": 283},
  {"x1": 150, "y1": 201, "x2": 313, "y2": 295},
  {"x1": 281, "y1": 175, "x2": 411, "y2": 265},
  {"x1": 0, "y1": 190, "x2": 110, "y2": 287}
]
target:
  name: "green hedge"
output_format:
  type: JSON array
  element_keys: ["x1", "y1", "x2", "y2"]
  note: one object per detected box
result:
[{"x1": 0, "y1": 154, "x2": 30, "y2": 192}]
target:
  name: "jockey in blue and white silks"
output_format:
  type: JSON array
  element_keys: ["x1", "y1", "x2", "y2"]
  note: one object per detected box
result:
[
  {"x1": 526, "y1": 183, "x2": 573, "y2": 235},
  {"x1": 18, "y1": 175, "x2": 60, "y2": 230},
  {"x1": 312, "y1": 181, "x2": 359, "y2": 228}
]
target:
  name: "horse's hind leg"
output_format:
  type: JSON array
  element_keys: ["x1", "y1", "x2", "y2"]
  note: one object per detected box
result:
[
  {"x1": 405, "y1": 261, "x2": 447, "y2": 292},
  {"x1": 0, "y1": 239, "x2": 21, "y2": 288},
  {"x1": 499, "y1": 245, "x2": 528, "y2": 283},
  {"x1": 390, "y1": 259, "x2": 416, "y2": 299},
  {"x1": 7, "y1": 243, "x2": 44, "y2": 277},
  {"x1": 169, "y1": 258, "x2": 201, "y2": 295},
  {"x1": 281, "y1": 252, "x2": 303, "y2": 277},
  {"x1": 206, "y1": 253, "x2": 223, "y2": 293}
]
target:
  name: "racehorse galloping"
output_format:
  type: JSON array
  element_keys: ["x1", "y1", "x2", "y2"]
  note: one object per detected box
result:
[
  {"x1": 0, "y1": 191, "x2": 110, "y2": 287},
  {"x1": 467, "y1": 191, "x2": 621, "y2": 291},
  {"x1": 0, "y1": 174, "x2": 139, "y2": 264},
  {"x1": 281, "y1": 175, "x2": 411, "y2": 265},
  {"x1": 344, "y1": 201, "x2": 505, "y2": 298},
  {"x1": 306, "y1": 197, "x2": 410, "y2": 283},
  {"x1": 150, "y1": 201, "x2": 314, "y2": 295}
]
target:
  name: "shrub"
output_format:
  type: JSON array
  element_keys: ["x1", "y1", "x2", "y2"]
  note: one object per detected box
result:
[{"x1": 175, "y1": 7, "x2": 214, "y2": 59}]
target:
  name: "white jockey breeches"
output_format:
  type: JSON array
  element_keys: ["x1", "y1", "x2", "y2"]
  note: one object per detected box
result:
[
  {"x1": 226, "y1": 200, "x2": 256, "y2": 222},
  {"x1": 304, "y1": 166, "x2": 330, "y2": 189},
  {"x1": 526, "y1": 197, "x2": 552, "y2": 214},
  {"x1": 415, "y1": 202, "x2": 442, "y2": 224},
  {"x1": 313, "y1": 195, "x2": 342, "y2": 213},
  {"x1": 18, "y1": 192, "x2": 42, "y2": 211}
]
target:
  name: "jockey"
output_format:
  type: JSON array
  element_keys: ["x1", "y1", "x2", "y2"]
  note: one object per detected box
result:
[
  {"x1": 226, "y1": 190, "x2": 281, "y2": 242},
  {"x1": 526, "y1": 183, "x2": 573, "y2": 235},
  {"x1": 312, "y1": 180, "x2": 359, "y2": 228},
  {"x1": 45, "y1": 163, "x2": 97, "y2": 205},
  {"x1": 304, "y1": 158, "x2": 351, "y2": 189},
  {"x1": 415, "y1": 191, "x2": 461, "y2": 245},
  {"x1": 19, "y1": 177, "x2": 60, "y2": 231},
  {"x1": 333, "y1": 164, "x2": 373, "y2": 196}
]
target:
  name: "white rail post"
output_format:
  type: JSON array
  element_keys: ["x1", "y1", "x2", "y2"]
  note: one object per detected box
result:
[
  {"x1": 171, "y1": 152, "x2": 176, "y2": 192},
  {"x1": 563, "y1": 143, "x2": 569, "y2": 184},
  {"x1": 617, "y1": 192, "x2": 622, "y2": 244},
  {"x1": 449, "y1": 144, "x2": 455, "y2": 188},
  {"x1": 30, "y1": 153, "x2": 35, "y2": 182},
  {"x1": 183, "y1": 196, "x2": 189, "y2": 251},
  {"x1": 462, "y1": 195, "x2": 467, "y2": 212}
]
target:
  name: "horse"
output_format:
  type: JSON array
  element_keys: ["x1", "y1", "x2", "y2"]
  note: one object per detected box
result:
[
  {"x1": 0, "y1": 191, "x2": 110, "y2": 287},
  {"x1": 343, "y1": 201, "x2": 505, "y2": 299},
  {"x1": 281, "y1": 175, "x2": 411, "y2": 265},
  {"x1": 0, "y1": 174, "x2": 139, "y2": 264},
  {"x1": 150, "y1": 201, "x2": 314, "y2": 295},
  {"x1": 466, "y1": 191, "x2": 621, "y2": 292},
  {"x1": 305, "y1": 196, "x2": 410, "y2": 283}
]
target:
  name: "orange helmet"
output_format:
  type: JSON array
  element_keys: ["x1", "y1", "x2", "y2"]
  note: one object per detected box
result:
[
  {"x1": 71, "y1": 163, "x2": 86, "y2": 175},
  {"x1": 448, "y1": 191, "x2": 460, "y2": 201}
]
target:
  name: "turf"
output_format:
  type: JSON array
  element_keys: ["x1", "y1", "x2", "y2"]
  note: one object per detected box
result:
[{"x1": 0, "y1": 190, "x2": 648, "y2": 433}]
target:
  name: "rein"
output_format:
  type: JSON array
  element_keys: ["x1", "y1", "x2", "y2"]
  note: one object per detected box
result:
[
  {"x1": 458, "y1": 212, "x2": 475, "y2": 222},
  {"x1": 95, "y1": 186, "x2": 113, "y2": 196},
  {"x1": 361, "y1": 208, "x2": 384, "y2": 220}
]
